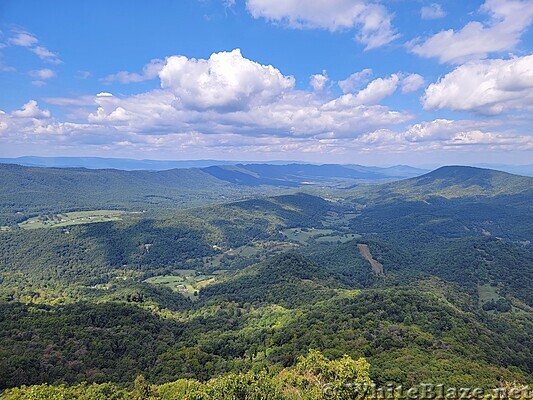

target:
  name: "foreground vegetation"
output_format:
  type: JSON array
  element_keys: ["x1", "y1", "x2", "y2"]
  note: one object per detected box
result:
[{"x1": 2, "y1": 350, "x2": 374, "y2": 399}]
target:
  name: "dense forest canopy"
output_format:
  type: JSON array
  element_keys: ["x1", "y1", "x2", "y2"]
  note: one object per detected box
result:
[{"x1": 0, "y1": 165, "x2": 531, "y2": 397}]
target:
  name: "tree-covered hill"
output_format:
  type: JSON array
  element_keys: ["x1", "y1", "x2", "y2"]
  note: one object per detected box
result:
[
  {"x1": 0, "y1": 165, "x2": 532, "y2": 396},
  {"x1": 356, "y1": 165, "x2": 533, "y2": 201},
  {"x1": 200, "y1": 253, "x2": 338, "y2": 307},
  {"x1": 0, "y1": 164, "x2": 282, "y2": 226},
  {"x1": 203, "y1": 163, "x2": 394, "y2": 185}
]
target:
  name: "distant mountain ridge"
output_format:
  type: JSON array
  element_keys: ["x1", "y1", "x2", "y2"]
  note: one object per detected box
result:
[
  {"x1": 0, "y1": 156, "x2": 427, "y2": 179},
  {"x1": 1, "y1": 163, "x2": 530, "y2": 228},
  {"x1": 202, "y1": 163, "x2": 427, "y2": 185},
  {"x1": 0, "y1": 156, "x2": 255, "y2": 170},
  {"x1": 0, "y1": 163, "x2": 253, "y2": 226}
]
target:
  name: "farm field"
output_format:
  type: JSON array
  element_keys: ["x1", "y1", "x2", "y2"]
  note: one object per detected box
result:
[
  {"x1": 316, "y1": 233, "x2": 361, "y2": 243},
  {"x1": 281, "y1": 228, "x2": 336, "y2": 244},
  {"x1": 281, "y1": 227, "x2": 360, "y2": 245},
  {"x1": 202, "y1": 246, "x2": 260, "y2": 270},
  {"x1": 18, "y1": 210, "x2": 132, "y2": 230},
  {"x1": 144, "y1": 270, "x2": 221, "y2": 300},
  {"x1": 202, "y1": 242, "x2": 299, "y2": 270},
  {"x1": 478, "y1": 283, "x2": 501, "y2": 303},
  {"x1": 322, "y1": 211, "x2": 359, "y2": 228}
]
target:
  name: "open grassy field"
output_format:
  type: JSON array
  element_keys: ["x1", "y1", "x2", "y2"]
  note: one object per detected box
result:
[
  {"x1": 18, "y1": 210, "x2": 130, "y2": 230},
  {"x1": 144, "y1": 270, "x2": 221, "y2": 300},
  {"x1": 476, "y1": 284, "x2": 524, "y2": 313},
  {"x1": 316, "y1": 233, "x2": 361, "y2": 243},
  {"x1": 322, "y1": 211, "x2": 359, "y2": 228},
  {"x1": 281, "y1": 228, "x2": 336, "y2": 244},
  {"x1": 478, "y1": 284, "x2": 501, "y2": 303},
  {"x1": 281, "y1": 227, "x2": 360, "y2": 245}
]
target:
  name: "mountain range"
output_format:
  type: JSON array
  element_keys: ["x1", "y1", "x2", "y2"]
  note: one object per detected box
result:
[{"x1": 0, "y1": 162, "x2": 531, "y2": 395}]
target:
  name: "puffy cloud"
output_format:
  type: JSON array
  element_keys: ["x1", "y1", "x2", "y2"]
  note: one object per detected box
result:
[
  {"x1": 358, "y1": 119, "x2": 532, "y2": 151},
  {"x1": 423, "y1": 54, "x2": 533, "y2": 114},
  {"x1": 2, "y1": 101, "x2": 530, "y2": 158},
  {"x1": 29, "y1": 69, "x2": 56, "y2": 86},
  {"x1": 245, "y1": 0, "x2": 399, "y2": 49},
  {"x1": 310, "y1": 71, "x2": 329, "y2": 92},
  {"x1": 410, "y1": 0, "x2": 533, "y2": 63},
  {"x1": 420, "y1": 4, "x2": 446, "y2": 20},
  {"x1": 87, "y1": 86, "x2": 410, "y2": 139},
  {"x1": 328, "y1": 74, "x2": 399, "y2": 109},
  {"x1": 401, "y1": 73, "x2": 425, "y2": 93},
  {"x1": 1, "y1": 50, "x2": 441, "y2": 157},
  {"x1": 82, "y1": 51, "x2": 411, "y2": 140},
  {"x1": 338, "y1": 68, "x2": 373, "y2": 93},
  {"x1": 103, "y1": 59, "x2": 165, "y2": 83},
  {"x1": 355, "y1": 74, "x2": 399, "y2": 103},
  {"x1": 158, "y1": 49, "x2": 295, "y2": 111},
  {"x1": 11, "y1": 100, "x2": 51, "y2": 119},
  {"x1": 55, "y1": 51, "x2": 412, "y2": 143}
]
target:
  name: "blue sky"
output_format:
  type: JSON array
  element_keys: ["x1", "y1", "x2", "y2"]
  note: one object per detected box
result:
[{"x1": 0, "y1": 0, "x2": 532, "y2": 165}]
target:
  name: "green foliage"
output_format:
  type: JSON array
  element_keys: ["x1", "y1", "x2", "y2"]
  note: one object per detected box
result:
[
  {"x1": 0, "y1": 166, "x2": 532, "y2": 396},
  {"x1": 0, "y1": 163, "x2": 281, "y2": 226},
  {"x1": 1, "y1": 350, "x2": 372, "y2": 400},
  {"x1": 355, "y1": 166, "x2": 533, "y2": 201}
]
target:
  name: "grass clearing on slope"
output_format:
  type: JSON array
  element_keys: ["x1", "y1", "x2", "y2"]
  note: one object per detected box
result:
[
  {"x1": 18, "y1": 210, "x2": 133, "y2": 230},
  {"x1": 144, "y1": 270, "x2": 223, "y2": 300}
]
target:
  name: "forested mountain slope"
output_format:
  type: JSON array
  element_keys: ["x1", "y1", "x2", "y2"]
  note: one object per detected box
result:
[
  {"x1": 0, "y1": 164, "x2": 281, "y2": 225},
  {"x1": 357, "y1": 165, "x2": 533, "y2": 201},
  {"x1": 0, "y1": 166, "x2": 531, "y2": 395}
]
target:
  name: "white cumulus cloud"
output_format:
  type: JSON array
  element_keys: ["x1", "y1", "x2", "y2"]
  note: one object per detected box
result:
[
  {"x1": 30, "y1": 46, "x2": 62, "y2": 64},
  {"x1": 11, "y1": 100, "x2": 51, "y2": 119},
  {"x1": 1, "y1": 51, "x2": 442, "y2": 157},
  {"x1": 29, "y1": 69, "x2": 56, "y2": 80},
  {"x1": 358, "y1": 119, "x2": 532, "y2": 152},
  {"x1": 423, "y1": 54, "x2": 533, "y2": 114},
  {"x1": 158, "y1": 49, "x2": 295, "y2": 111},
  {"x1": 8, "y1": 32, "x2": 38, "y2": 47},
  {"x1": 7, "y1": 29, "x2": 62, "y2": 64},
  {"x1": 410, "y1": 0, "x2": 533, "y2": 63},
  {"x1": 328, "y1": 74, "x2": 399, "y2": 109},
  {"x1": 338, "y1": 69, "x2": 373, "y2": 93},
  {"x1": 310, "y1": 71, "x2": 329, "y2": 92},
  {"x1": 420, "y1": 4, "x2": 446, "y2": 20},
  {"x1": 401, "y1": 73, "x2": 425, "y2": 93},
  {"x1": 245, "y1": 0, "x2": 399, "y2": 49}
]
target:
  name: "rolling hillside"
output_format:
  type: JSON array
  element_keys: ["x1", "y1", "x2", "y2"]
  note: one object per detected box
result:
[
  {"x1": 0, "y1": 164, "x2": 532, "y2": 393},
  {"x1": 0, "y1": 164, "x2": 279, "y2": 225},
  {"x1": 0, "y1": 162, "x2": 427, "y2": 226},
  {"x1": 203, "y1": 163, "x2": 426, "y2": 186},
  {"x1": 364, "y1": 165, "x2": 533, "y2": 200}
]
